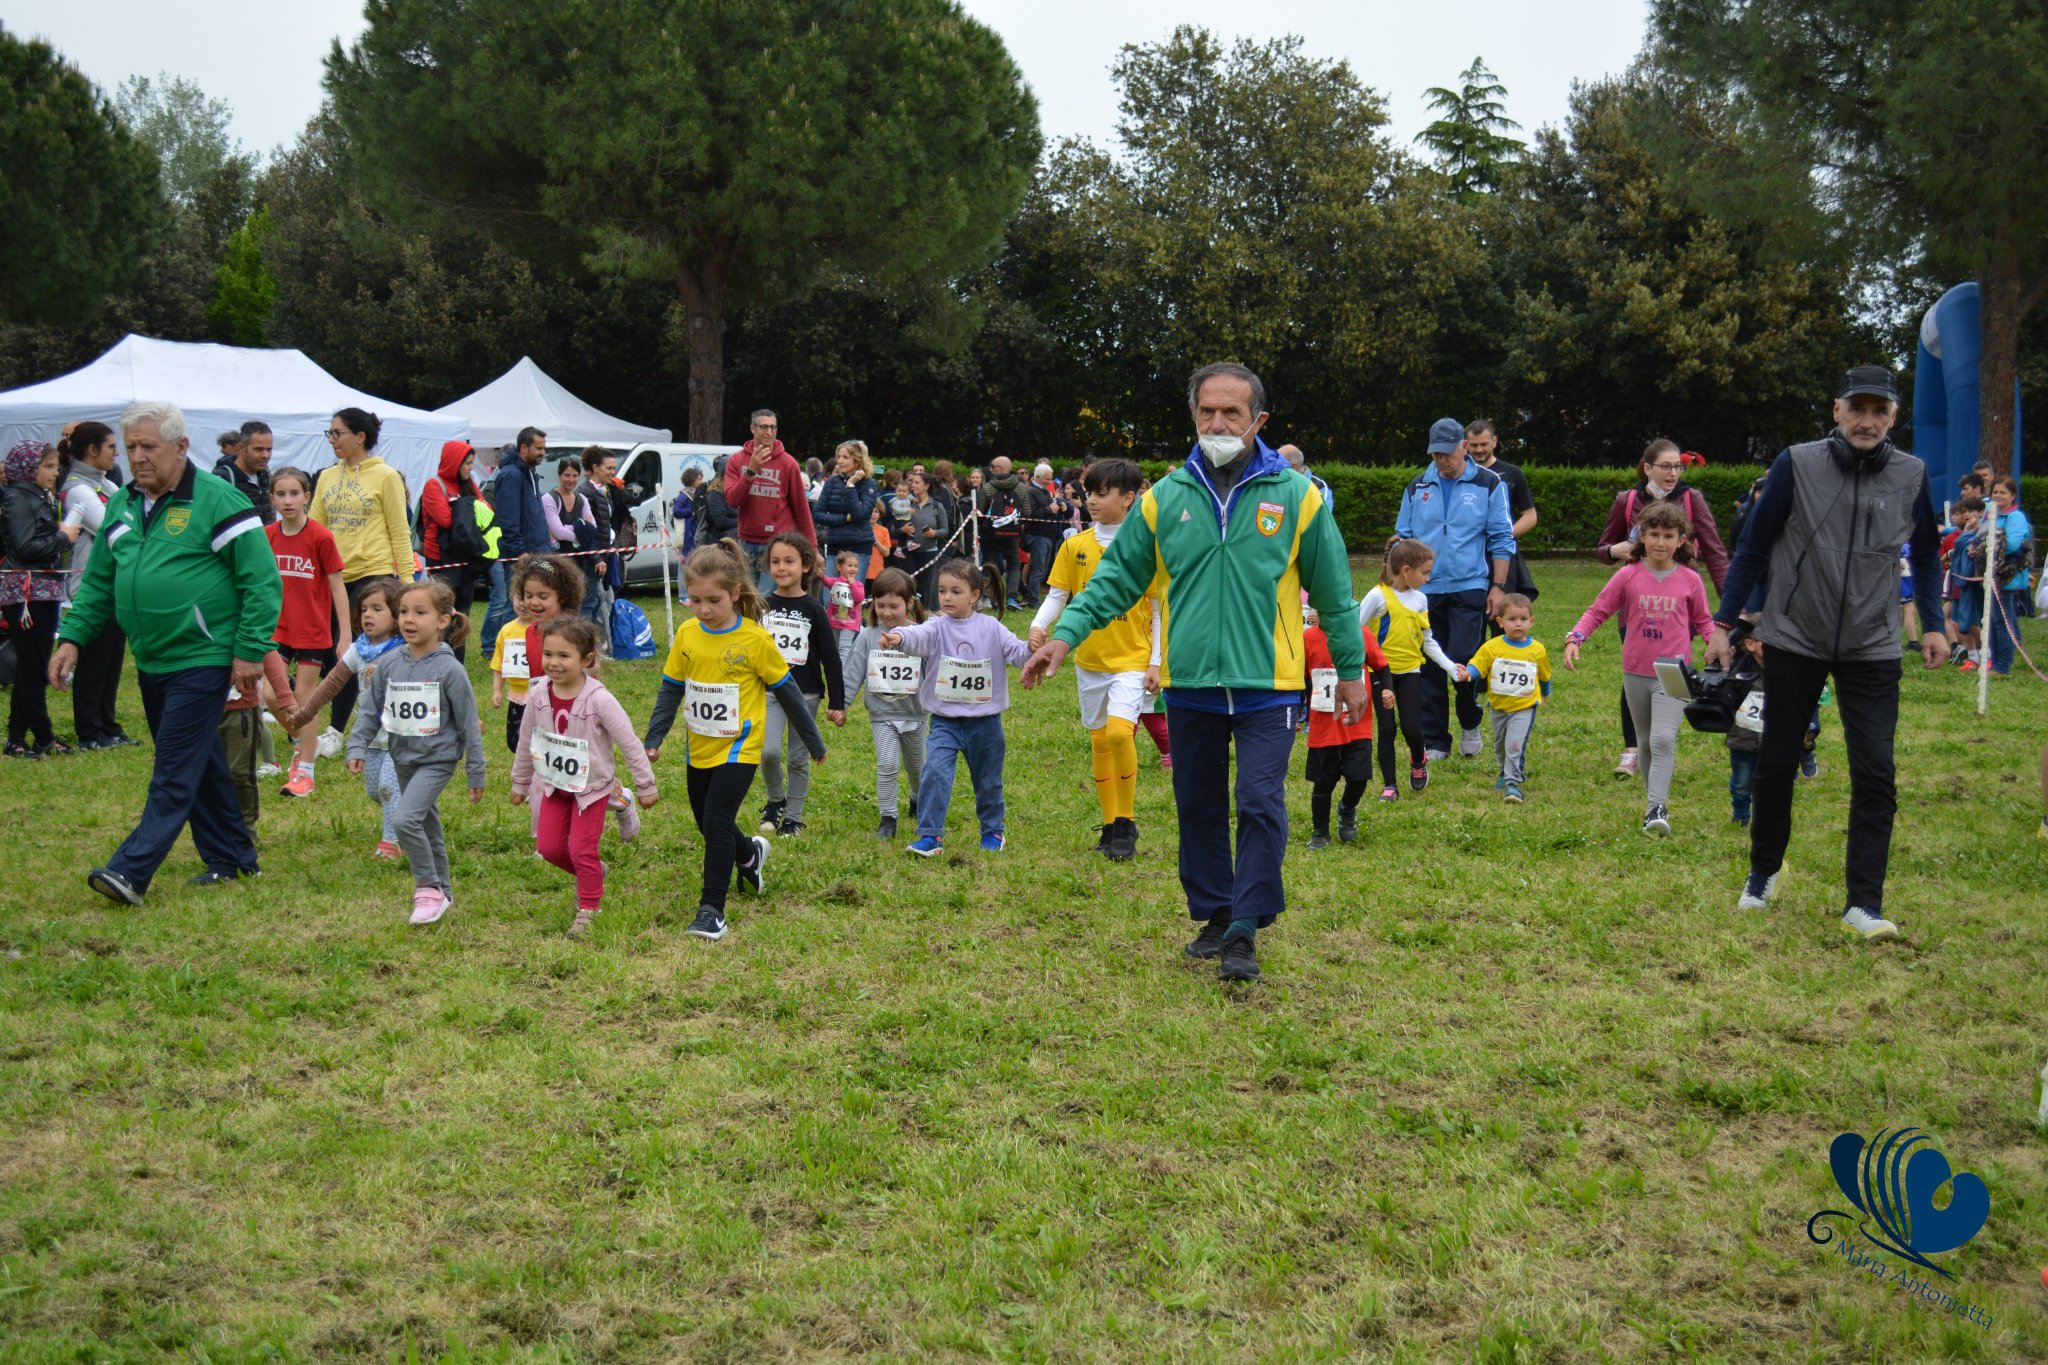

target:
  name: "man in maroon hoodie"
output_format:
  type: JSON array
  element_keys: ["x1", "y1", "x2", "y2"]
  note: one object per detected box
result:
[{"x1": 723, "y1": 409, "x2": 817, "y2": 589}]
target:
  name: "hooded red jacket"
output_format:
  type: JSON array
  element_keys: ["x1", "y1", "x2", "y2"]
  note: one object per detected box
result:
[
  {"x1": 723, "y1": 440, "x2": 817, "y2": 546},
  {"x1": 421, "y1": 440, "x2": 479, "y2": 562}
]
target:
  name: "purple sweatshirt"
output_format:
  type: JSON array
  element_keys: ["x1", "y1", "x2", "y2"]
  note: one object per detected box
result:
[{"x1": 886, "y1": 612, "x2": 1035, "y2": 717}]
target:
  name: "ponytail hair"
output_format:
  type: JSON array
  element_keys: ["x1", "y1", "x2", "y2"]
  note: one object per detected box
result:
[
  {"x1": 684, "y1": 538, "x2": 766, "y2": 621},
  {"x1": 399, "y1": 577, "x2": 471, "y2": 647},
  {"x1": 937, "y1": 558, "x2": 982, "y2": 596}
]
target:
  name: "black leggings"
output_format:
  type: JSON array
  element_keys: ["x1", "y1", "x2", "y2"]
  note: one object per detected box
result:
[
  {"x1": 687, "y1": 761, "x2": 759, "y2": 912},
  {"x1": 1375, "y1": 672, "x2": 1426, "y2": 786},
  {"x1": 1311, "y1": 779, "x2": 1370, "y2": 830},
  {"x1": 72, "y1": 615, "x2": 129, "y2": 743},
  {"x1": 1615, "y1": 620, "x2": 1638, "y2": 748},
  {"x1": 3, "y1": 600, "x2": 58, "y2": 746}
]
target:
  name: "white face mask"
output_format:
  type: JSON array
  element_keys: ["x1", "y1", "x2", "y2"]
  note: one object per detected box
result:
[{"x1": 1198, "y1": 433, "x2": 1246, "y2": 467}]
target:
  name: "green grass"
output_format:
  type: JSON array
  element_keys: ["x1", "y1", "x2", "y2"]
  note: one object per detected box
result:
[{"x1": 2, "y1": 561, "x2": 2045, "y2": 1363}]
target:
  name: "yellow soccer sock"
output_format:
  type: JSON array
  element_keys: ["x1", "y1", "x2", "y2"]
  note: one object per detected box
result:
[
  {"x1": 1106, "y1": 717, "x2": 1138, "y2": 820},
  {"x1": 1089, "y1": 726, "x2": 1119, "y2": 824}
]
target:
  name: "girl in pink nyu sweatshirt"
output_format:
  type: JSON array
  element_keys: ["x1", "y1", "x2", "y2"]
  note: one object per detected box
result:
[
  {"x1": 512, "y1": 617, "x2": 659, "y2": 938},
  {"x1": 1562, "y1": 500, "x2": 1714, "y2": 838}
]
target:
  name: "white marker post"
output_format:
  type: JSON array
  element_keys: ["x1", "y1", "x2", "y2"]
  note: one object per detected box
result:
[
  {"x1": 656, "y1": 483, "x2": 675, "y2": 645},
  {"x1": 1978, "y1": 499, "x2": 1999, "y2": 717}
]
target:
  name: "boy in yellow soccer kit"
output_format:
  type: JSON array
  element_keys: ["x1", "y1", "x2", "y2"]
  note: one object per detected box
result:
[
  {"x1": 1463, "y1": 593, "x2": 1551, "y2": 804},
  {"x1": 1029, "y1": 459, "x2": 1160, "y2": 861}
]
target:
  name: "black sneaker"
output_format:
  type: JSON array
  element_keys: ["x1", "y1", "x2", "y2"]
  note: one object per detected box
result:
[
  {"x1": 1642, "y1": 804, "x2": 1671, "y2": 837},
  {"x1": 3, "y1": 741, "x2": 39, "y2": 761},
  {"x1": 87, "y1": 866, "x2": 143, "y2": 906},
  {"x1": 877, "y1": 815, "x2": 898, "y2": 841},
  {"x1": 188, "y1": 868, "x2": 253, "y2": 887},
  {"x1": 735, "y1": 835, "x2": 769, "y2": 895},
  {"x1": 1093, "y1": 823, "x2": 1113, "y2": 854},
  {"x1": 777, "y1": 819, "x2": 806, "y2": 838},
  {"x1": 1185, "y1": 917, "x2": 1230, "y2": 959},
  {"x1": 106, "y1": 733, "x2": 141, "y2": 749},
  {"x1": 1219, "y1": 930, "x2": 1261, "y2": 982},
  {"x1": 757, "y1": 800, "x2": 784, "y2": 835},
  {"x1": 35, "y1": 739, "x2": 73, "y2": 758},
  {"x1": 1106, "y1": 818, "x2": 1137, "y2": 862},
  {"x1": 1337, "y1": 806, "x2": 1359, "y2": 843},
  {"x1": 686, "y1": 904, "x2": 728, "y2": 940},
  {"x1": 1308, "y1": 831, "x2": 1332, "y2": 851}
]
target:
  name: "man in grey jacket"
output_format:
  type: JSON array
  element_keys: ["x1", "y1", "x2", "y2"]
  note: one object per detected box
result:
[{"x1": 1706, "y1": 366, "x2": 1948, "y2": 942}]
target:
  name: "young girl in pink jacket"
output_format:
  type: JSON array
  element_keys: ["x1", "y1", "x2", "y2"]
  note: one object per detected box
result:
[
  {"x1": 1563, "y1": 499, "x2": 1714, "y2": 838},
  {"x1": 512, "y1": 617, "x2": 659, "y2": 937}
]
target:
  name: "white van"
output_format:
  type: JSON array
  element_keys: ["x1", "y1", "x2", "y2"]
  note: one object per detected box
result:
[{"x1": 613, "y1": 442, "x2": 729, "y2": 584}]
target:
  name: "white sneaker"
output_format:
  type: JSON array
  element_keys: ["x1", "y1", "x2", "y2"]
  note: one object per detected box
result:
[
  {"x1": 255, "y1": 763, "x2": 285, "y2": 779},
  {"x1": 1423, "y1": 748, "x2": 1450, "y2": 762},
  {"x1": 614, "y1": 792, "x2": 640, "y2": 842},
  {"x1": 1841, "y1": 906, "x2": 1899, "y2": 940},
  {"x1": 1459, "y1": 727, "x2": 1484, "y2": 757},
  {"x1": 316, "y1": 726, "x2": 344, "y2": 760},
  {"x1": 1736, "y1": 866, "x2": 1783, "y2": 911}
]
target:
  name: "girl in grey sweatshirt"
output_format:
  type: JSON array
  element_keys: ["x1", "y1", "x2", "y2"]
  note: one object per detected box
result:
[{"x1": 347, "y1": 580, "x2": 488, "y2": 926}]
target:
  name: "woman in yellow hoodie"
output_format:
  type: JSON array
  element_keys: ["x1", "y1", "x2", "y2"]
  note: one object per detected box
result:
[{"x1": 311, "y1": 406, "x2": 413, "y2": 731}]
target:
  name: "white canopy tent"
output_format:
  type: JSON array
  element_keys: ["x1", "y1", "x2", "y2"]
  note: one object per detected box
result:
[
  {"x1": 0, "y1": 334, "x2": 468, "y2": 496},
  {"x1": 431, "y1": 356, "x2": 670, "y2": 450}
]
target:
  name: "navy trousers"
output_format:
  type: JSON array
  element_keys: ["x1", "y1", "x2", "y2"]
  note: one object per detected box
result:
[
  {"x1": 1422, "y1": 588, "x2": 1488, "y2": 752},
  {"x1": 1167, "y1": 702, "x2": 1298, "y2": 927},
  {"x1": 108, "y1": 665, "x2": 257, "y2": 890}
]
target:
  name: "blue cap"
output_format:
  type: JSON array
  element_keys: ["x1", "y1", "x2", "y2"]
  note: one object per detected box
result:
[{"x1": 1427, "y1": 418, "x2": 1466, "y2": 454}]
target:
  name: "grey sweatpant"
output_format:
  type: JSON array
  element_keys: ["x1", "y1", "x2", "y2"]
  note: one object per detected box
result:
[
  {"x1": 870, "y1": 716, "x2": 927, "y2": 818},
  {"x1": 1490, "y1": 706, "x2": 1536, "y2": 786},
  {"x1": 392, "y1": 757, "x2": 456, "y2": 891},
  {"x1": 762, "y1": 693, "x2": 823, "y2": 820},
  {"x1": 1622, "y1": 672, "x2": 1686, "y2": 808}
]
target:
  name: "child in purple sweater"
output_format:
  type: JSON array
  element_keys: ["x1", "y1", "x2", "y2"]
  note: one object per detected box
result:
[
  {"x1": 879, "y1": 558, "x2": 1035, "y2": 854},
  {"x1": 1562, "y1": 500, "x2": 1714, "y2": 837}
]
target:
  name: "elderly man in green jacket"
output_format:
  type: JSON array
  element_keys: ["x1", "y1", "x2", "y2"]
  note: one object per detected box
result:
[
  {"x1": 1022, "y1": 363, "x2": 1366, "y2": 984},
  {"x1": 50, "y1": 401, "x2": 283, "y2": 904}
]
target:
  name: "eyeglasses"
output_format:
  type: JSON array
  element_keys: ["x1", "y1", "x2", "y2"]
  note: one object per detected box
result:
[
  {"x1": 1650, "y1": 462, "x2": 1683, "y2": 472},
  {"x1": 325, "y1": 430, "x2": 347, "y2": 441}
]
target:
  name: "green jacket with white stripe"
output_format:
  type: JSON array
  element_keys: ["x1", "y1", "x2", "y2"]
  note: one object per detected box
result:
[{"x1": 57, "y1": 457, "x2": 283, "y2": 673}]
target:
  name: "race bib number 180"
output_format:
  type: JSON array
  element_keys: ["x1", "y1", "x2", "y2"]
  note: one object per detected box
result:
[
  {"x1": 382, "y1": 680, "x2": 441, "y2": 736},
  {"x1": 934, "y1": 655, "x2": 994, "y2": 705}
]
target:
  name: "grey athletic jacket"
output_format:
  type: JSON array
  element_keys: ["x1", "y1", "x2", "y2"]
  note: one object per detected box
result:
[
  {"x1": 1716, "y1": 436, "x2": 1945, "y2": 662},
  {"x1": 346, "y1": 641, "x2": 489, "y2": 787}
]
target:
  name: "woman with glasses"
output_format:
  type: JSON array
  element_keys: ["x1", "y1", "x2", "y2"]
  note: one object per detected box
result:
[
  {"x1": 309, "y1": 407, "x2": 412, "y2": 732},
  {"x1": 1590, "y1": 438, "x2": 1730, "y2": 779}
]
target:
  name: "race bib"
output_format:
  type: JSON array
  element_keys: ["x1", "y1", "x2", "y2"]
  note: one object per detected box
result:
[
  {"x1": 765, "y1": 610, "x2": 810, "y2": 666},
  {"x1": 933, "y1": 655, "x2": 994, "y2": 705},
  {"x1": 531, "y1": 728, "x2": 590, "y2": 793},
  {"x1": 1309, "y1": 668, "x2": 1338, "y2": 713},
  {"x1": 501, "y1": 635, "x2": 529, "y2": 681},
  {"x1": 1735, "y1": 690, "x2": 1766, "y2": 734},
  {"x1": 866, "y1": 649, "x2": 922, "y2": 697},
  {"x1": 1489, "y1": 655, "x2": 1538, "y2": 699},
  {"x1": 684, "y1": 679, "x2": 742, "y2": 738},
  {"x1": 382, "y1": 680, "x2": 441, "y2": 736}
]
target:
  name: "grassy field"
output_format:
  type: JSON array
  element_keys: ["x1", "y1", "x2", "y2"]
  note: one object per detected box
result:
[{"x1": 2, "y1": 560, "x2": 2046, "y2": 1364}]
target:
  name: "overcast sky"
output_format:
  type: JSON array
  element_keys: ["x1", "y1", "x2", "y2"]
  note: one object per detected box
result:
[{"x1": 8, "y1": 0, "x2": 1651, "y2": 163}]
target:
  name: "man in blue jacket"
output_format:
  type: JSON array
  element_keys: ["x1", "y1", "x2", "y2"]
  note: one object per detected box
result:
[
  {"x1": 1392, "y1": 417, "x2": 1517, "y2": 760},
  {"x1": 482, "y1": 426, "x2": 550, "y2": 644}
]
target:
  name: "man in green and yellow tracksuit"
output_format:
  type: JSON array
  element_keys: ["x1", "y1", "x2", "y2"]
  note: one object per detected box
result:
[
  {"x1": 1022, "y1": 363, "x2": 1367, "y2": 983},
  {"x1": 51, "y1": 401, "x2": 283, "y2": 904}
]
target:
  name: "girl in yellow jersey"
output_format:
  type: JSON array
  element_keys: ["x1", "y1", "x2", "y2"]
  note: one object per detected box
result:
[
  {"x1": 642, "y1": 540, "x2": 827, "y2": 941},
  {"x1": 1357, "y1": 540, "x2": 1467, "y2": 799}
]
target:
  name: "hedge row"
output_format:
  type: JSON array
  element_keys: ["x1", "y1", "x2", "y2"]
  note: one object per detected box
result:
[{"x1": 1135, "y1": 460, "x2": 1769, "y2": 554}]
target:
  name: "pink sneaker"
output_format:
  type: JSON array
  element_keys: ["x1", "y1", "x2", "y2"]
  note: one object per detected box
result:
[
  {"x1": 410, "y1": 887, "x2": 449, "y2": 925},
  {"x1": 373, "y1": 841, "x2": 400, "y2": 861},
  {"x1": 281, "y1": 766, "x2": 316, "y2": 798},
  {"x1": 1159, "y1": 754, "x2": 1173, "y2": 770}
]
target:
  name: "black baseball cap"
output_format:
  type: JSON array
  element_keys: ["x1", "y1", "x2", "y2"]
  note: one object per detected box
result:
[{"x1": 1838, "y1": 366, "x2": 1899, "y2": 402}]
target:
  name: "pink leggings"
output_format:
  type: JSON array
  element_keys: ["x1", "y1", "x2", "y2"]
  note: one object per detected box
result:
[{"x1": 537, "y1": 789, "x2": 606, "y2": 910}]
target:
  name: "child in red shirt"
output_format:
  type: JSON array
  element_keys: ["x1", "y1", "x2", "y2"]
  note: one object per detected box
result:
[
  {"x1": 266, "y1": 467, "x2": 348, "y2": 796},
  {"x1": 1303, "y1": 608, "x2": 1392, "y2": 848}
]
